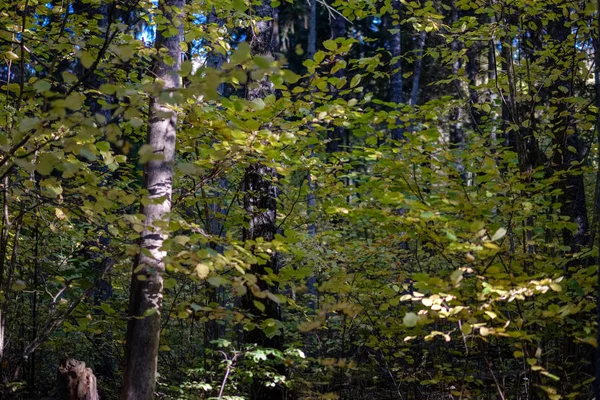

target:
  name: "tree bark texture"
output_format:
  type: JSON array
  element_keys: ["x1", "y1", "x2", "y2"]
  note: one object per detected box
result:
[
  {"x1": 120, "y1": 0, "x2": 183, "y2": 398},
  {"x1": 240, "y1": 1, "x2": 285, "y2": 399},
  {"x1": 57, "y1": 359, "x2": 98, "y2": 400}
]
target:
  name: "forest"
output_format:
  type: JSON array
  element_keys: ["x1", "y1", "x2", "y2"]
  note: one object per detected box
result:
[{"x1": 0, "y1": 0, "x2": 598, "y2": 398}]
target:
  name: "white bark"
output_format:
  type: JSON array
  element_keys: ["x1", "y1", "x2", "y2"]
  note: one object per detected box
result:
[{"x1": 120, "y1": 0, "x2": 183, "y2": 398}]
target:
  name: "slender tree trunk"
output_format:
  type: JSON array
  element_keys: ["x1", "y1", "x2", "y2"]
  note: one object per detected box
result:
[
  {"x1": 388, "y1": 3, "x2": 403, "y2": 140},
  {"x1": 120, "y1": 0, "x2": 183, "y2": 398},
  {"x1": 272, "y1": 7, "x2": 280, "y2": 54},
  {"x1": 203, "y1": 7, "x2": 227, "y2": 350},
  {"x1": 240, "y1": 1, "x2": 284, "y2": 399},
  {"x1": 467, "y1": 41, "x2": 482, "y2": 128},
  {"x1": 327, "y1": 13, "x2": 347, "y2": 152},
  {"x1": 409, "y1": 31, "x2": 425, "y2": 106},
  {"x1": 306, "y1": 0, "x2": 317, "y2": 252},
  {"x1": 487, "y1": 36, "x2": 498, "y2": 146},
  {"x1": 206, "y1": 7, "x2": 226, "y2": 95},
  {"x1": 450, "y1": 30, "x2": 466, "y2": 179},
  {"x1": 307, "y1": 0, "x2": 317, "y2": 59}
]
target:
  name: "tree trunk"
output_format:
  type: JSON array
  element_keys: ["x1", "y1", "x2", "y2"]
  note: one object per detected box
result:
[
  {"x1": 240, "y1": 1, "x2": 284, "y2": 399},
  {"x1": 388, "y1": 3, "x2": 404, "y2": 140},
  {"x1": 307, "y1": 0, "x2": 317, "y2": 59},
  {"x1": 120, "y1": 0, "x2": 183, "y2": 398},
  {"x1": 409, "y1": 31, "x2": 425, "y2": 106},
  {"x1": 203, "y1": 7, "x2": 227, "y2": 350},
  {"x1": 327, "y1": 13, "x2": 347, "y2": 152},
  {"x1": 57, "y1": 359, "x2": 98, "y2": 400},
  {"x1": 547, "y1": 18, "x2": 589, "y2": 251}
]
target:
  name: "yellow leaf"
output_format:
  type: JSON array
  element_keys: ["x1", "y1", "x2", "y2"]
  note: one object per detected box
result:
[
  {"x1": 55, "y1": 208, "x2": 67, "y2": 220},
  {"x1": 195, "y1": 263, "x2": 209, "y2": 279},
  {"x1": 4, "y1": 51, "x2": 18, "y2": 61}
]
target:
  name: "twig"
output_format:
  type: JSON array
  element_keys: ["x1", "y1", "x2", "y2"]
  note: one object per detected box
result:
[{"x1": 218, "y1": 350, "x2": 239, "y2": 398}]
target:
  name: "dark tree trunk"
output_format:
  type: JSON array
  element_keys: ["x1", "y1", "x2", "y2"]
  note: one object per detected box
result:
[
  {"x1": 467, "y1": 41, "x2": 482, "y2": 127},
  {"x1": 120, "y1": 0, "x2": 183, "y2": 398},
  {"x1": 409, "y1": 31, "x2": 425, "y2": 106},
  {"x1": 547, "y1": 18, "x2": 589, "y2": 251},
  {"x1": 240, "y1": 2, "x2": 284, "y2": 399},
  {"x1": 203, "y1": 8, "x2": 227, "y2": 350},
  {"x1": 387, "y1": 6, "x2": 404, "y2": 140},
  {"x1": 307, "y1": 0, "x2": 317, "y2": 59}
]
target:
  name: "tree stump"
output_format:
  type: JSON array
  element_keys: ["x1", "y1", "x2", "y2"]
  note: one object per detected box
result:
[{"x1": 56, "y1": 358, "x2": 98, "y2": 400}]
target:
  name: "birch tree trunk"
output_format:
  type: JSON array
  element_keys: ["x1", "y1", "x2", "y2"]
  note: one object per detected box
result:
[{"x1": 120, "y1": 0, "x2": 183, "y2": 398}]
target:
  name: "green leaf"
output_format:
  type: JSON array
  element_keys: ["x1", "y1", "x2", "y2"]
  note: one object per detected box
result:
[
  {"x1": 143, "y1": 308, "x2": 158, "y2": 317},
  {"x1": 164, "y1": 278, "x2": 177, "y2": 289},
  {"x1": 350, "y1": 74, "x2": 362, "y2": 88},
  {"x1": 403, "y1": 312, "x2": 418, "y2": 327},
  {"x1": 549, "y1": 283, "x2": 562, "y2": 292},
  {"x1": 323, "y1": 40, "x2": 338, "y2": 51},
  {"x1": 314, "y1": 51, "x2": 326, "y2": 64},
  {"x1": 450, "y1": 269, "x2": 463, "y2": 285},
  {"x1": 33, "y1": 79, "x2": 52, "y2": 93},
  {"x1": 37, "y1": 153, "x2": 58, "y2": 175},
  {"x1": 64, "y1": 92, "x2": 83, "y2": 110},
  {"x1": 461, "y1": 323, "x2": 472, "y2": 335},
  {"x1": 232, "y1": 0, "x2": 248, "y2": 12},
  {"x1": 230, "y1": 42, "x2": 251, "y2": 65},
  {"x1": 19, "y1": 117, "x2": 40, "y2": 132},
  {"x1": 80, "y1": 51, "x2": 94, "y2": 69},
  {"x1": 253, "y1": 300, "x2": 266, "y2": 313}
]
